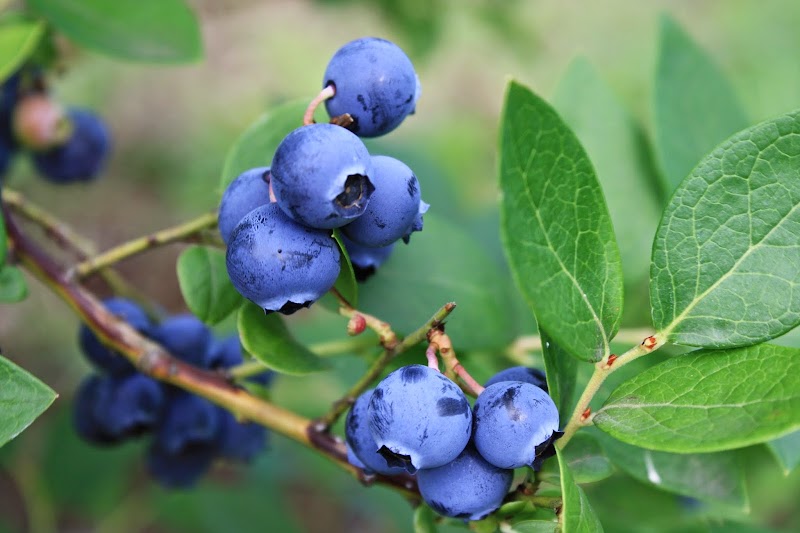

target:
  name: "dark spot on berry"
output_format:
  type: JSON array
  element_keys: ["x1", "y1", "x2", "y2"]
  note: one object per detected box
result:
[
  {"x1": 437, "y1": 397, "x2": 468, "y2": 417},
  {"x1": 428, "y1": 500, "x2": 452, "y2": 517},
  {"x1": 336, "y1": 174, "x2": 371, "y2": 209},
  {"x1": 353, "y1": 264, "x2": 376, "y2": 282},
  {"x1": 400, "y1": 365, "x2": 426, "y2": 384},
  {"x1": 277, "y1": 300, "x2": 311, "y2": 315},
  {"x1": 406, "y1": 176, "x2": 417, "y2": 197}
]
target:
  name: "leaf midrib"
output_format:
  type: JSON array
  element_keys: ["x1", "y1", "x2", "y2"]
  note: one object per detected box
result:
[
  {"x1": 513, "y1": 114, "x2": 611, "y2": 357},
  {"x1": 660, "y1": 199, "x2": 800, "y2": 338}
]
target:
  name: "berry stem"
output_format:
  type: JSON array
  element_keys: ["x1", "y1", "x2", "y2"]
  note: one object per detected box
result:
[
  {"x1": 335, "y1": 292, "x2": 398, "y2": 350},
  {"x1": 303, "y1": 84, "x2": 336, "y2": 126},
  {"x1": 71, "y1": 211, "x2": 219, "y2": 279},
  {"x1": 556, "y1": 334, "x2": 666, "y2": 449},
  {"x1": 1, "y1": 188, "x2": 160, "y2": 317},
  {"x1": 316, "y1": 302, "x2": 456, "y2": 429},
  {"x1": 427, "y1": 328, "x2": 484, "y2": 396},
  {"x1": 2, "y1": 209, "x2": 419, "y2": 498}
]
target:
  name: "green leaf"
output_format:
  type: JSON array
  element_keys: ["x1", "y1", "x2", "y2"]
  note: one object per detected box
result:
[
  {"x1": 553, "y1": 57, "x2": 661, "y2": 291},
  {"x1": 0, "y1": 355, "x2": 57, "y2": 447},
  {"x1": 561, "y1": 432, "x2": 613, "y2": 484},
  {"x1": 176, "y1": 245, "x2": 242, "y2": 325},
  {"x1": 27, "y1": 0, "x2": 201, "y2": 63},
  {"x1": 766, "y1": 429, "x2": 800, "y2": 475},
  {"x1": 595, "y1": 431, "x2": 747, "y2": 508},
  {"x1": 0, "y1": 17, "x2": 44, "y2": 82},
  {"x1": 237, "y1": 301, "x2": 328, "y2": 375},
  {"x1": 506, "y1": 521, "x2": 557, "y2": 533},
  {"x1": 650, "y1": 109, "x2": 800, "y2": 348},
  {"x1": 412, "y1": 505, "x2": 438, "y2": 533},
  {"x1": 0, "y1": 265, "x2": 28, "y2": 302},
  {"x1": 357, "y1": 213, "x2": 515, "y2": 351},
  {"x1": 220, "y1": 100, "x2": 307, "y2": 191},
  {"x1": 653, "y1": 14, "x2": 749, "y2": 197},
  {"x1": 556, "y1": 447, "x2": 604, "y2": 532},
  {"x1": 317, "y1": 229, "x2": 358, "y2": 312},
  {"x1": 541, "y1": 328, "x2": 578, "y2": 420},
  {"x1": 499, "y1": 80, "x2": 623, "y2": 362},
  {"x1": 594, "y1": 344, "x2": 800, "y2": 453}
]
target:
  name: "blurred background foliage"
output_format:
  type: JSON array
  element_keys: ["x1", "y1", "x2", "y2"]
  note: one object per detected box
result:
[{"x1": 1, "y1": 0, "x2": 800, "y2": 531}]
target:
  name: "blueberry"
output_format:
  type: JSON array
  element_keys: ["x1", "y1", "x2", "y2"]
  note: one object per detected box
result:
[
  {"x1": 485, "y1": 366, "x2": 548, "y2": 392},
  {"x1": 147, "y1": 392, "x2": 221, "y2": 488},
  {"x1": 78, "y1": 297, "x2": 151, "y2": 376},
  {"x1": 93, "y1": 374, "x2": 165, "y2": 438},
  {"x1": 217, "y1": 408, "x2": 267, "y2": 462},
  {"x1": 150, "y1": 314, "x2": 214, "y2": 368},
  {"x1": 271, "y1": 123, "x2": 375, "y2": 229},
  {"x1": 346, "y1": 443, "x2": 368, "y2": 470},
  {"x1": 32, "y1": 108, "x2": 110, "y2": 183},
  {"x1": 368, "y1": 364, "x2": 472, "y2": 473},
  {"x1": 323, "y1": 37, "x2": 419, "y2": 137},
  {"x1": 417, "y1": 443, "x2": 513, "y2": 520},
  {"x1": 218, "y1": 167, "x2": 272, "y2": 244},
  {"x1": 73, "y1": 374, "x2": 120, "y2": 445},
  {"x1": 226, "y1": 203, "x2": 341, "y2": 314},
  {"x1": 205, "y1": 334, "x2": 244, "y2": 369},
  {"x1": 341, "y1": 155, "x2": 428, "y2": 247},
  {"x1": 73, "y1": 373, "x2": 164, "y2": 444},
  {"x1": 0, "y1": 135, "x2": 14, "y2": 178},
  {"x1": 340, "y1": 233, "x2": 394, "y2": 282},
  {"x1": 345, "y1": 389, "x2": 407, "y2": 475},
  {"x1": 472, "y1": 381, "x2": 560, "y2": 470}
]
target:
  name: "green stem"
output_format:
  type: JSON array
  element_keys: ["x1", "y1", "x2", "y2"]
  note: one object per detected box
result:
[
  {"x1": 556, "y1": 333, "x2": 666, "y2": 449},
  {"x1": 316, "y1": 302, "x2": 456, "y2": 429},
  {"x1": 72, "y1": 211, "x2": 219, "y2": 278}
]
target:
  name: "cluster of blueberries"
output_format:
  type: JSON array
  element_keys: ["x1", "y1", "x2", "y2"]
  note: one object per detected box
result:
[
  {"x1": 220, "y1": 37, "x2": 428, "y2": 314},
  {"x1": 0, "y1": 67, "x2": 110, "y2": 185},
  {"x1": 74, "y1": 298, "x2": 273, "y2": 488},
  {"x1": 345, "y1": 365, "x2": 561, "y2": 520}
]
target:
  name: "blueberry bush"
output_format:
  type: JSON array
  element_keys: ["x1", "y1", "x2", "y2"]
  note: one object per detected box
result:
[{"x1": 1, "y1": 2, "x2": 799, "y2": 532}]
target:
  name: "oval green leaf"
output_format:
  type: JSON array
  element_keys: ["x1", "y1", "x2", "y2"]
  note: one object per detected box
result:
[
  {"x1": 499, "y1": 80, "x2": 623, "y2": 362},
  {"x1": 0, "y1": 17, "x2": 44, "y2": 82},
  {"x1": 594, "y1": 431, "x2": 747, "y2": 508},
  {"x1": 556, "y1": 447, "x2": 604, "y2": 532},
  {"x1": 654, "y1": 14, "x2": 749, "y2": 197},
  {"x1": 220, "y1": 99, "x2": 307, "y2": 191},
  {"x1": 317, "y1": 229, "x2": 358, "y2": 312},
  {"x1": 238, "y1": 301, "x2": 328, "y2": 375},
  {"x1": 177, "y1": 245, "x2": 242, "y2": 325},
  {"x1": 0, "y1": 354, "x2": 57, "y2": 448},
  {"x1": 595, "y1": 344, "x2": 800, "y2": 453},
  {"x1": 356, "y1": 213, "x2": 515, "y2": 351},
  {"x1": 0, "y1": 265, "x2": 28, "y2": 302},
  {"x1": 651, "y1": 110, "x2": 800, "y2": 348},
  {"x1": 27, "y1": 0, "x2": 201, "y2": 63}
]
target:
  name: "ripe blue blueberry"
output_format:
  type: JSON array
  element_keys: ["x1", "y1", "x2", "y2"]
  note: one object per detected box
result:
[
  {"x1": 218, "y1": 167, "x2": 272, "y2": 244},
  {"x1": 150, "y1": 314, "x2": 214, "y2": 368},
  {"x1": 73, "y1": 373, "x2": 164, "y2": 444},
  {"x1": 79, "y1": 297, "x2": 152, "y2": 376},
  {"x1": 368, "y1": 364, "x2": 472, "y2": 473},
  {"x1": 226, "y1": 203, "x2": 341, "y2": 314},
  {"x1": 485, "y1": 366, "x2": 548, "y2": 392},
  {"x1": 341, "y1": 155, "x2": 428, "y2": 247},
  {"x1": 31, "y1": 108, "x2": 110, "y2": 183},
  {"x1": 345, "y1": 389, "x2": 407, "y2": 475},
  {"x1": 417, "y1": 443, "x2": 513, "y2": 520},
  {"x1": 340, "y1": 233, "x2": 394, "y2": 282},
  {"x1": 271, "y1": 123, "x2": 374, "y2": 229},
  {"x1": 472, "y1": 381, "x2": 560, "y2": 470},
  {"x1": 147, "y1": 392, "x2": 221, "y2": 488},
  {"x1": 323, "y1": 37, "x2": 420, "y2": 137},
  {"x1": 217, "y1": 408, "x2": 267, "y2": 462}
]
